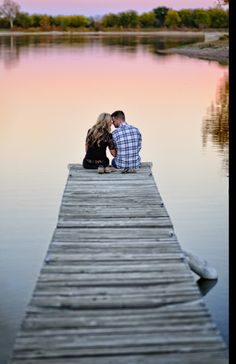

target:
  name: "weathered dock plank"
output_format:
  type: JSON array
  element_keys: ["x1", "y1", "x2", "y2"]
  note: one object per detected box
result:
[{"x1": 8, "y1": 163, "x2": 228, "y2": 364}]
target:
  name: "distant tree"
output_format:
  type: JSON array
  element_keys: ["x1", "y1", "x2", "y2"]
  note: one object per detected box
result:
[
  {"x1": 69, "y1": 15, "x2": 89, "y2": 28},
  {"x1": 165, "y1": 10, "x2": 181, "y2": 28},
  {"x1": 178, "y1": 9, "x2": 195, "y2": 28},
  {"x1": 118, "y1": 11, "x2": 139, "y2": 28},
  {"x1": 40, "y1": 15, "x2": 51, "y2": 31},
  {"x1": 193, "y1": 9, "x2": 211, "y2": 29},
  {"x1": 0, "y1": 15, "x2": 8, "y2": 28},
  {"x1": 31, "y1": 14, "x2": 42, "y2": 28},
  {"x1": 15, "y1": 12, "x2": 33, "y2": 28},
  {"x1": 91, "y1": 15, "x2": 102, "y2": 31},
  {"x1": 208, "y1": 8, "x2": 228, "y2": 28},
  {"x1": 153, "y1": 7, "x2": 169, "y2": 27},
  {"x1": 139, "y1": 11, "x2": 156, "y2": 28},
  {"x1": 101, "y1": 13, "x2": 119, "y2": 28},
  {"x1": 0, "y1": 0, "x2": 20, "y2": 28},
  {"x1": 52, "y1": 15, "x2": 70, "y2": 30}
]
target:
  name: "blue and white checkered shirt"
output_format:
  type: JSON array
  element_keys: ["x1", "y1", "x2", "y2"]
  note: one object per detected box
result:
[{"x1": 112, "y1": 122, "x2": 142, "y2": 169}]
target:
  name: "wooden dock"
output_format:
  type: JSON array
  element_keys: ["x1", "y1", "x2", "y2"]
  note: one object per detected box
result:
[{"x1": 9, "y1": 163, "x2": 228, "y2": 364}]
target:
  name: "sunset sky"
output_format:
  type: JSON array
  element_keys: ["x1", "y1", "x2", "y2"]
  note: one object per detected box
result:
[{"x1": 17, "y1": 0, "x2": 219, "y2": 16}]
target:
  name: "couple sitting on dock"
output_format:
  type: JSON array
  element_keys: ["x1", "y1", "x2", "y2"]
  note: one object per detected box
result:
[{"x1": 83, "y1": 110, "x2": 142, "y2": 174}]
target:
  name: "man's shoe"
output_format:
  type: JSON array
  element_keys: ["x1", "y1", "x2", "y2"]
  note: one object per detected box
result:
[
  {"x1": 98, "y1": 166, "x2": 105, "y2": 174},
  {"x1": 121, "y1": 168, "x2": 136, "y2": 174},
  {"x1": 127, "y1": 169, "x2": 137, "y2": 173}
]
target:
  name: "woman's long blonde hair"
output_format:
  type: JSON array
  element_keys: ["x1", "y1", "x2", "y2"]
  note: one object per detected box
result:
[{"x1": 86, "y1": 113, "x2": 112, "y2": 147}]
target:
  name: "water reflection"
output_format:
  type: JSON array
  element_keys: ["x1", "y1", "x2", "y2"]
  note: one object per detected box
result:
[
  {"x1": 0, "y1": 36, "x2": 20, "y2": 69},
  {"x1": 0, "y1": 34, "x2": 228, "y2": 360},
  {"x1": 0, "y1": 33, "x2": 204, "y2": 69},
  {"x1": 197, "y1": 278, "x2": 218, "y2": 297},
  {"x1": 202, "y1": 73, "x2": 229, "y2": 174}
]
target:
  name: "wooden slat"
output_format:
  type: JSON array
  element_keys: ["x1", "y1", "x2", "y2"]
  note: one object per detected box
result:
[{"x1": 8, "y1": 163, "x2": 228, "y2": 364}]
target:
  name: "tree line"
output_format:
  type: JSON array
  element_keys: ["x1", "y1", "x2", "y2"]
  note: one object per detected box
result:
[{"x1": 0, "y1": 0, "x2": 229, "y2": 30}]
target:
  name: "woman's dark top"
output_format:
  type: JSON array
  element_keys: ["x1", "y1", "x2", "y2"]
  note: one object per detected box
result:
[{"x1": 83, "y1": 130, "x2": 115, "y2": 169}]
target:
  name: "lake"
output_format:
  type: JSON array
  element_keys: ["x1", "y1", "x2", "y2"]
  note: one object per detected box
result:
[{"x1": 0, "y1": 33, "x2": 228, "y2": 364}]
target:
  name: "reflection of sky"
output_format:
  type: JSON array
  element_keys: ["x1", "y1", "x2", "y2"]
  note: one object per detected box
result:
[
  {"x1": 0, "y1": 38, "x2": 228, "y2": 201},
  {"x1": 0, "y1": 37, "x2": 229, "y2": 361},
  {"x1": 18, "y1": 0, "x2": 219, "y2": 15},
  {"x1": 0, "y1": 40, "x2": 227, "y2": 172}
]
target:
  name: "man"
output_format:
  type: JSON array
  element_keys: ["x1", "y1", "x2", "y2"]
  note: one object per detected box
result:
[{"x1": 111, "y1": 110, "x2": 142, "y2": 172}]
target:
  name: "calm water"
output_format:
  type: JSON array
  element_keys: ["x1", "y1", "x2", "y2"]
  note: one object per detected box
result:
[{"x1": 0, "y1": 34, "x2": 228, "y2": 363}]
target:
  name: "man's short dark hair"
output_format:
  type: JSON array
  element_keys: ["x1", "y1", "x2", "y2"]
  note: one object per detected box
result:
[{"x1": 111, "y1": 110, "x2": 125, "y2": 120}]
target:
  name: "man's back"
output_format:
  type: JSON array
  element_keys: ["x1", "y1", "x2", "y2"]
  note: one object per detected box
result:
[{"x1": 112, "y1": 122, "x2": 142, "y2": 169}]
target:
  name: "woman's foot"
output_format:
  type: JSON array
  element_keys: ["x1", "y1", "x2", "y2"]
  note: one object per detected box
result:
[
  {"x1": 104, "y1": 166, "x2": 112, "y2": 173},
  {"x1": 97, "y1": 165, "x2": 105, "y2": 174}
]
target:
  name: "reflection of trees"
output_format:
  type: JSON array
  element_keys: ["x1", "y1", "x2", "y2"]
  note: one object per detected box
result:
[
  {"x1": 202, "y1": 73, "x2": 229, "y2": 173},
  {"x1": 0, "y1": 35, "x2": 20, "y2": 69},
  {"x1": 100, "y1": 34, "x2": 204, "y2": 53},
  {"x1": 0, "y1": 33, "x2": 204, "y2": 68},
  {"x1": 0, "y1": 34, "x2": 88, "y2": 69}
]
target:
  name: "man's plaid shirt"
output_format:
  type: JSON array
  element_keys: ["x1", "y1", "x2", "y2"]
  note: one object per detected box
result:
[{"x1": 112, "y1": 122, "x2": 142, "y2": 169}]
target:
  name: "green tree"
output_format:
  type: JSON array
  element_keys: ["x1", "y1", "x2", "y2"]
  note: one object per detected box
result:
[
  {"x1": 153, "y1": 7, "x2": 169, "y2": 27},
  {"x1": 15, "y1": 12, "x2": 33, "y2": 28},
  {"x1": 208, "y1": 8, "x2": 228, "y2": 28},
  {"x1": 118, "y1": 10, "x2": 139, "y2": 28},
  {"x1": 52, "y1": 15, "x2": 70, "y2": 30},
  {"x1": 178, "y1": 9, "x2": 195, "y2": 28},
  {"x1": 101, "y1": 13, "x2": 119, "y2": 28},
  {"x1": 0, "y1": 15, "x2": 8, "y2": 27},
  {"x1": 193, "y1": 9, "x2": 211, "y2": 29},
  {"x1": 30, "y1": 14, "x2": 42, "y2": 27},
  {"x1": 165, "y1": 10, "x2": 181, "y2": 28},
  {"x1": 69, "y1": 15, "x2": 89, "y2": 28},
  {"x1": 0, "y1": 0, "x2": 20, "y2": 28},
  {"x1": 139, "y1": 11, "x2": 156, "y2": 28}
]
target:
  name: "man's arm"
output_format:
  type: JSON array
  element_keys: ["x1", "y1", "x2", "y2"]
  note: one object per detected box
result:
[
  {"x1": 138, "y1": 131, "x2": 142, "y2": 152},
  {"x1": 111, "y1": 132, "x2": 118, "y2": 157}
]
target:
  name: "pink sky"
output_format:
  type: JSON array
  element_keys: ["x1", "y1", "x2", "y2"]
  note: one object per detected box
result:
[{"x1": 17, "y1": 0, "x2": 219, "y2": 16}]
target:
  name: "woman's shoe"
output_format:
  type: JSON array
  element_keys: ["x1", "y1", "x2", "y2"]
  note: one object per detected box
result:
[
  {"x1": 98, "y1": 165, "x2": 105, "y2": 174},
  {"x1": 104, "y1": 166, "x2": 112, "y2": 173}
]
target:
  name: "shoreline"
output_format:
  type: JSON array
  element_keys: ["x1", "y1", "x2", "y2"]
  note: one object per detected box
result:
[
  {"x1": 159, "y1": 37, "x2": 228, "y2": 65},
  {"x1": 0, "y1": 30, "x2": 226, "y2": 37}
]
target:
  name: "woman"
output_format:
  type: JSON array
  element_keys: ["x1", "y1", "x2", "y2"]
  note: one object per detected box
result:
[{"x1": 83, "y1": 113, "x2": 116, "y2": 173}]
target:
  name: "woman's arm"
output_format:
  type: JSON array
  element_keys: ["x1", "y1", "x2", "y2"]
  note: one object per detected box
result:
[{"x1": 109, "y1": 148, "x2": 116, "y2": 157}]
